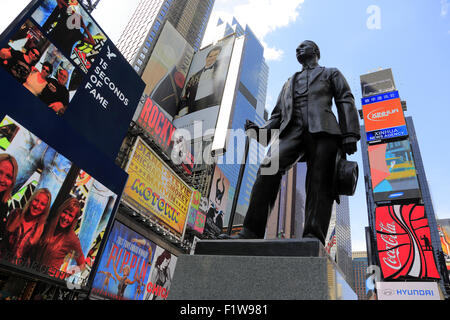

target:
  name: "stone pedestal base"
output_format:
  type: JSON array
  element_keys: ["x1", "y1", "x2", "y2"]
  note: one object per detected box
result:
[{"x1": 168, "y1": 239, "x2": 357, "y2": 300}]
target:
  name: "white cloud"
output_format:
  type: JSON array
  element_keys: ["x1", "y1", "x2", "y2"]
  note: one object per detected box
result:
[
  {"x1": 203, "y1": 0, "x2": 304, "y2": 61},
  {"x1": 442, "y1": 0, "x2": 450, "y2": 16}
]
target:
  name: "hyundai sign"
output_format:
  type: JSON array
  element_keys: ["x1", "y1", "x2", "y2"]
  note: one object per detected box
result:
[{"x1": 376, "y1": 281, "x2": 442, "y2": 300}]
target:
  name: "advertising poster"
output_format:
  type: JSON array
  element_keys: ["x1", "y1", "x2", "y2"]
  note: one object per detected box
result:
[
  {"x1": 141, "y1": 22, "x2": 194, "y2": 118},
  {"x1": 122, "y1": 137, "x2": 193, "y2": 238},
  {"x1": 90, "y1": 221, "x2": 156, "y2": 300},
  {"x1": 186, "y1": 190, "x2": 206, "y2": 234},
  {"x1": 368, "y1": 140, "x2": 421, "y2": 202},
  {"x1": 205, "y1": 165, "x2": 230, "y2": 236},
  {"x1": 173, "y1": 36, "x2": 235, "y2": 139},
  {"x1": 0, "y1": 0, "x2": 145, "y2": 159},
  {"x1": 0, "y1": 115, "x2": 118, "y2": 288},
  {"x1": 134, "y1": 96, "x2": 194, "y2": 175},
  {"x1": 375, "y1": 204, "x2": 440, "y2": 280},
  {"x1": 360, "y1": 68, "x2": 396, "y2": 98},
  {"x1": 437, "y1": 219, "x2": 450, "y2": 275},
  {"x1": 143, "y1": 245, "x2": 177, "y2": 300},
  {"x1": 362, "y1": 91, "x2": 408, "y2": 142}
]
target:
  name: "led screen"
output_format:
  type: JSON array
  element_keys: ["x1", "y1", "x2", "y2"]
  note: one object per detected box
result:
[{"x1": 368, "y1": 139, "x2": 421, "y2": 202}]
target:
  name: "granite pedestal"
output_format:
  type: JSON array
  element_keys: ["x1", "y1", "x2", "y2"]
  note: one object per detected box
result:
[{"x1": 169, "y1": 239, "x2": 357, "y2": 300}]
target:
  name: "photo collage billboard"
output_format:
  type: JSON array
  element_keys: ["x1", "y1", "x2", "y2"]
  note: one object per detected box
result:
[
  {"x1": 90, "y1": 220, "x2": 177, "y2": 300},
  {"x1": 0, "y1": 0, "x2": 145, "y2": 159},
  {"x1": 0, "y1": 0, "x2": 144, "y2": 293},
  {"x1": 0, "y1": 115, "x2": 119, "y2": 289}
]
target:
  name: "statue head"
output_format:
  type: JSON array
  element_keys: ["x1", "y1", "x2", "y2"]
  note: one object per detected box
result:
[{"x1": 296, "y1": 40, "x2": 320, "y2": 64}]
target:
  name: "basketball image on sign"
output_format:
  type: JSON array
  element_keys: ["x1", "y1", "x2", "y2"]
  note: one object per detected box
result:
[{"x1": 375, "y1": 204, "x2": 440, "y2": 280}]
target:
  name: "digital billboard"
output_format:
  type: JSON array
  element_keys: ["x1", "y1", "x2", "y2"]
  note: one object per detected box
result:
[
  {"x1": 134, "y1": 96, "x2": 194, "y2": 175},
  {"x1": 437, "y1": 219, "x2": 450, "y2": 276},
  {"x1": 368, "y1": 140, "x2": 421, "y2": 203},
  {"x1": 362, "y1": 91, "x2": 408, "y2": 142},
  {"x1": 173, "y1": 36, "x2": 236, "y2": 140},
  {"x1": 186, "y1": 190, "x2": 205, "y2": 234},
  {"x1": 0, "y1": 0, "x2": 145, "y2": 159},
  {"x1": 141, "y1": 21, "x2": 194, "y2": 118},
  {"x1": 375, "y1": 204, "x2": 440, "y2": 280},
  {"x1": 204, "y1": 165, "x2": 230, "y2": 236},
  {"x1": 0, "y1": 115, "x2": 120, "y2": 289},
  {"x1": 360, "y1": 68, "x2": 396, "y2": 98},
  {"x1": 122, "y1": 137, "x2": 193, "y2": 238},
  {"x1": 90, "y1": 221, "x2": 156, "y2": 300}
]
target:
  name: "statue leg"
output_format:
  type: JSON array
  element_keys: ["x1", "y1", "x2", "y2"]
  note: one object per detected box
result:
[
  {"x1": 243, "y1": 130, "x2": 305, "y2": 238},
  {"x1": 302, "y1": 133, "x2": 339, "y2": 245}
]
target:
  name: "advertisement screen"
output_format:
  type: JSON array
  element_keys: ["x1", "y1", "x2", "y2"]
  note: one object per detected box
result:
[
  {"x1": 360, "y1": 68, "x2": 396, "y2": 98},
  {"x1": 437, "y1": 219, "x2": 450, "y2": 275},
  {"x1": 173, "y1": 36, "x2": 235, "y2": 139},
  {"x1": 0, "y1": 0, "x2": 145, "y2": 159},
  {"x1": 186, "y1": 190, "x2": 205, "y2": 234},
  {"x1": 375, "y1": 204, "x2": 440, "y2": 280},
  {"x1": 362, "y1": 91, "x2": 408, "y2": 142},
  {"x1": 90, "y1": 221, "x2": 156, "y2": 300},
  {"x1": 122, "y1": 137, "x2": 193, "y2": 238},
  {"x1": 368, "y1": 140, "x2": 421, "y2": 202},
  {"x1": 205, "y1": 165, "x2": 231, "y2": 236},
  {"x1": 134, "y1": 96, "x2": 194, "y2": 175},
  {"x1": 141, "y1": 22, "x2": 194, "y2": 118},
  {"x1": 0, "y1": 115, "x2": 118, "y2": 289}
]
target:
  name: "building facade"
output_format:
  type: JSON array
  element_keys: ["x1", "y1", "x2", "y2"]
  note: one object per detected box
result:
[
  {"x1": 352, "y1": 251, "x2": 369, "y2": 300},
  {"x1": 359, "y1": 69, "x2": 450, "y2": 297},
  {"x1": 117, "y1": 0, "x2": 214, "y2": 73}
]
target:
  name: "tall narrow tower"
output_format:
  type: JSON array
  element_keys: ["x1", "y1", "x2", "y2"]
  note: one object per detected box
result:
[{"x1": 116, "y1": 0, "x2": 214, "y2": 73}]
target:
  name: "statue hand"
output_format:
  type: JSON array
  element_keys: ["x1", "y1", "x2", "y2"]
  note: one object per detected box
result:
[
  {"x1": 244, "y1": 120, "x2": 259, "y2": 132},
  {"x1": 342, "y1": 142, "x2": 357, "y2": 155}
]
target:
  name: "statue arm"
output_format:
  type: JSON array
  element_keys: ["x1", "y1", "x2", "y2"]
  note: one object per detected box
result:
[{"x1": 330, "y1": 68, "x2": 360, "y2": 140}]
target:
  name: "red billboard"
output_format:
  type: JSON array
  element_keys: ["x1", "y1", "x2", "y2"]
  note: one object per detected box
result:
[{"x1": 375, "y1": 204, "x2": 440, "y2": 280}]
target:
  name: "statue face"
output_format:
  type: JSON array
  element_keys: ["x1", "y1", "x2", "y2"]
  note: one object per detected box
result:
[{"x1": 296, "y1": 41, "x2": 318, "y2": 63}]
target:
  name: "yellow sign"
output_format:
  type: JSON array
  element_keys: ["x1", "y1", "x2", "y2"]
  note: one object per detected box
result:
[{"x1": 123, "y1": 137, "x2": 192, "y2": 237}]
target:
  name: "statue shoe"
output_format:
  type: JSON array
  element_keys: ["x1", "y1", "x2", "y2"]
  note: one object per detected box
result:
[{"x1": 218, "y1": 227, "x2": 259, "y2": 240}]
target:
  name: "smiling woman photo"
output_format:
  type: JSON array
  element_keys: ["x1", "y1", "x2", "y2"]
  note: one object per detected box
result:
[
  {"x1": 1, "y1": 188, "x2": 52, "y2": 261},
  {"x1": 0, "y1": 154, "x2": 18, "y2": 243},
  {"x1": 34, "y1": 197, "x2": 85, "y2": 271}
]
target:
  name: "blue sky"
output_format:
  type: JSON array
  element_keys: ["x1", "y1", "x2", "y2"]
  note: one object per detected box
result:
[{"x1": 1, "y1": 0, "x2": 450, "y2": 251}]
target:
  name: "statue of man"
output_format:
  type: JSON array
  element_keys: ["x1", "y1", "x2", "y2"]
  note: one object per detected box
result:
[{"x1": 221, "y1": 40, "x2": 360, "y2": 244}]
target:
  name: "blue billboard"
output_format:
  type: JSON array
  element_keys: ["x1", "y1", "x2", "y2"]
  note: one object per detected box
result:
[{"x1": 0, "y1": 0, "x2": 145, "y2": 160}]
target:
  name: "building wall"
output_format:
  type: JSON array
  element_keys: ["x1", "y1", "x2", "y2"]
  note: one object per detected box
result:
[{"x1": 352, "y1": 251, "x2": 368, "y2": 300}]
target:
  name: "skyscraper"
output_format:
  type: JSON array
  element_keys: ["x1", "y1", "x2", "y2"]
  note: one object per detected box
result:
[
  {"x1": 116, "y1": 0, "x2": 214, "y2": 73},
  {"x1": 352, "y1": 251, "x2": 369, "y2": 300},
  {"x1": 359, "y1": 69, "x2": 450, "y2": 297}
]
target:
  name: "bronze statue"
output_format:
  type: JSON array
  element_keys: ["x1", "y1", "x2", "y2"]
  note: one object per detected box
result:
[{"x1": 220, "y1": 40, "x2": 360, "y2": 244}]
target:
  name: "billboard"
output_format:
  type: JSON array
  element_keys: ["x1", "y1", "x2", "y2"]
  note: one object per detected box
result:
[
  {"x1": 186, "y1": 190, "x2": 206, "y2": 234},
  {"x1": 143, "y1": 245, "x2": 177, "y2": 300},
  {"x1": 368, "y1": 140, "x2": 421, "y2": 203},
  {"x1": 0, "y1": 0, "x2": 145, "y2": 159},
  {"x1": 90, "y1": 221, "x2": 156, "y2": 300},
  {"x1": 173, "y1": 36, "x2": 236, "y2": 140},
  {"x1": 122, "y1": 137, "x2": 193, "y2": 238},
  {"x1": 141, "y1": 21, "x2": 194, "y2": 118},
  {"x1": 204, "y1": 165, "x2": 230, "y2": 236},
  {"x1": 0, "y1": 115, "x2": 120, "y2": 289},
  {"x1": 362, "y1": 91, "x2": 408, "y2": 142},
  {"x1": 134, "y1": 96, "x2": 194, "y2": 175},
  {"x1": 437, "y1": 219, "x2": 450, "y2": 276},
  {"x1": 376, "y1": 281, "x2": 442, "y2": 300},
  {"x1": 375, "y1": 204, "x2": 440, "y2": 280},
  {"x1": 360, "y1": 68, "x2": 396, "y2": 98}
]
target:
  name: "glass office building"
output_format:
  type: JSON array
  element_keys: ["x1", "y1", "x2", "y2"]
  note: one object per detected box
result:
[{"x1": 117, "y1": 0, "x2": 214, "y2": 73}]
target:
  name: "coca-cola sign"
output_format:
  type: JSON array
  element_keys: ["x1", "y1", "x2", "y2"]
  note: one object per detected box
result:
[{"x1": 375, "y1": 204, "x2": 440, "y2": 280}]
